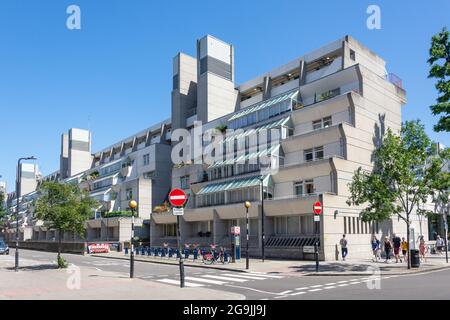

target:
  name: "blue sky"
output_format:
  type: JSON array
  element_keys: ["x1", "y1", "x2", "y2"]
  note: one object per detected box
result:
[{"x1": 0, "y1": 0, "x2": 449, "y2": 192}]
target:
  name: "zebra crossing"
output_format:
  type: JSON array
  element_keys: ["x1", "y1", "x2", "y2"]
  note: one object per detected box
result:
[{"x1": 156, "y1": 272, "x2": 284, "y2": 288}]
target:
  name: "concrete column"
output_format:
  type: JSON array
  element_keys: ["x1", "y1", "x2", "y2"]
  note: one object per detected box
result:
[
  {"x1": 213, "y1": 210, "x2": 227, "y2": 245},
  {"x1": 100, "y1": 219, "x2": 107, "y2": 241}
]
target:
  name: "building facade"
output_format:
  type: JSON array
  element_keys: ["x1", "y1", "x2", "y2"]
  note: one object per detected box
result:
[{"x1": 2, "y1": 34, "x2": 434, "y2": 260}]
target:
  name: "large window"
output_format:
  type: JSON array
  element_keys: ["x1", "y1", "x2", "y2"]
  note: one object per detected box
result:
[
  {"x1": 293, "y1": 180, "x2": 315, "y2": 196},
  {"x1": 163, "y1": 224, "x2": 177, "y2": 237},
  {"x1": 143, "y1": 154, "x2": 150, "y2": 166},
  {"x1": 304, "y1": 146, "x2": 324, "y2": 162},
  {"x1": 312, "y1": 116, "x2": 332, "y2": 130},
  {"x1": 180, "y1": 175, "x2": 190, "y2": 190}
]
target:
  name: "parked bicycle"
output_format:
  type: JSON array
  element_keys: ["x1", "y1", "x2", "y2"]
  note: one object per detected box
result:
[{"x1": 202, "y1": 246, "x2": 229, "y2": 265}]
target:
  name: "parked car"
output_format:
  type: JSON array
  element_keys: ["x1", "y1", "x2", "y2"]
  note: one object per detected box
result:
[{"x1": 0, "y1": 241, "x2": 9, "y2": 255}]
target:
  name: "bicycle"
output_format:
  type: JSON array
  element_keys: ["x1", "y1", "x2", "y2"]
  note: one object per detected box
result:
[{"x1": 202, "y1": 248, "x2": 230, "y2": 265}]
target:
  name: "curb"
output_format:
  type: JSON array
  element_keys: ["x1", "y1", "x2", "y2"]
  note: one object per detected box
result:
[
  {"x1": 303, "y1": 265, "x2": 450, "y2": 276},
  {"x1": 90, "y1": 254, "x2": 249, "y2": 273}
]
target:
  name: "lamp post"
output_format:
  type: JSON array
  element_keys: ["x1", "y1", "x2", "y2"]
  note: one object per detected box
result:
[
  {"x1": 15, "y1": 157, "x2": 36, "y2": 272},
  {"x1": 244, "y1": 201, "x2": 251, "y2": 270},
  {"x1": 259, "y1": 177, "x2": 265, "y2": 262},
  {"x1": 129, "y1": 200, "x2": 137, "y2": 279}
]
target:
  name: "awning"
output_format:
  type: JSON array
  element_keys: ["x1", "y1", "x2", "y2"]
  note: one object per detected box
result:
[
  {"x1": 197, "y1": 175, "x2": 270, "y2": 195},
  {"x1": 89, "y1": 188, "x2": 112, "y2": 200},
  {"x1": 228, "y1": 90, "x2": 298, "y2": 121},
  {"x1": 209, "y1": 144, "x2": 281, "y2": 169},
  {"x1": 223, "y1": 117, "x2": 291, "y2": 144}
]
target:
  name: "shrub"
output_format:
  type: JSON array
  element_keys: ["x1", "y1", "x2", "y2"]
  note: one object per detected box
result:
[{"x1": 57, "y1": 256, "x2": 68, "y2": 269}]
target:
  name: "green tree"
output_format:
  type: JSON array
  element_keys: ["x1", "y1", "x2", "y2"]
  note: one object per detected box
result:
[
  {"x1": 347, "y1": 121, "x2": 448, "y2": 269},
  {"x1": 35, "y1": 181, "x2": 98, "y2": 267},
  {"x1": 0, "y1": 190, "x2": 6, "y2": 228},
  {"x1": 428, "y1": 27, "x2": 450, "y2": 132}
]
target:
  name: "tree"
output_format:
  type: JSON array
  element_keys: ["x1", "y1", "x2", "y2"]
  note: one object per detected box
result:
[
  {"x1": 428, "y1": 27, "x2": 450, "y2": 132},
  {"x1": 35, "y1": 181, "x2": 98, "y2": 268},
  {"x1": 0, "y1": 190, "x2": 6, "y2": 229},
  {"x1": 347, "y1": 121, "x2": 448, "y2": 269}
]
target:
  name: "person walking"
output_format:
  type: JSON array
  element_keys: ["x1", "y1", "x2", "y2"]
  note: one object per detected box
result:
[
  {"x1": 436, "y1": 235, "x2": 444, "y2": 255},
  {"x1": 383, "y1": 236, "x2": 392, "y2": 263},
  {"x1": 401, "y1": 237, "x2": 408, "y2": 263},
  {"x1": 371, "y1": 235, "x2": 381, "y2": 262},
  {"x1": 340, "y1": 234, "x2": 348, "y2": 261},
  {"x1": 392, "y1": 234, "x2": 402, "y2": 263},
  {"x1": 419, "y1": 236, "x2": 427, "y2": 262}
]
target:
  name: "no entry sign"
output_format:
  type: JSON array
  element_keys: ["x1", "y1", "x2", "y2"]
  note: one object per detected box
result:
[
  {"x1": 169, "y1": 188, "x2": 187, "y2": 207},
  {"x1": 313, "y1": 201, "x2": 322, "y2": 215}
]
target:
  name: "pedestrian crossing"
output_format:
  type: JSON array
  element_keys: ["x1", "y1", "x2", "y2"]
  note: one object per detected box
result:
[{"x1": 156, "y1": 272, "x2": 284, "y2": 288}]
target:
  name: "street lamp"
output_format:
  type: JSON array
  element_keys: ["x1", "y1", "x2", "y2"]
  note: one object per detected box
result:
[
  {"x1": 15, "y1": 156, "x2": 37, "y2": 272},
  {"x1": 244, "y1": 201, "x2": 251, "y2": 270},
  {"x1": 129, "y1": 199, "x2": 137, "y2": 279},
  {"x1": 259, "y1": 177, "x2": 265, "y2": 262}
]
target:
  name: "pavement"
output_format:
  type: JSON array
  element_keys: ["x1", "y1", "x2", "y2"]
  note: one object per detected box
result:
[
  {"x1": 92, "y1": 250, "x2": 450, "y2": 276},
  {"x1": 3, "y1": 249, "x2": 450, "y2": 300},
  {"x1": 0, "y1": 253, "x2": 244, "y2": 300}
]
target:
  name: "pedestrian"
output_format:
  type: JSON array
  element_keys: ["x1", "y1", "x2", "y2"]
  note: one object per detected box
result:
[
  {"x1": 371, "y1": 235, "x2": 381, "y2": 262},
  {"x1": 340, "y1": 234, "x2": 348, "y2": 261},
  {"x1": 392, "y1": 233, "x2": 402, "y2": 263},
  {"x1": 436, "y1": 235, "x2": 444, "y2": 255},
  {"x1": 383, "y1": 236, "x2": 392, "y2": 263},
  {"x1": 418, "y1": 236, "x2": 427, "y2": 262},
  {"x1": 401, "y1": 237, "x2": 408, "y2": 263}
]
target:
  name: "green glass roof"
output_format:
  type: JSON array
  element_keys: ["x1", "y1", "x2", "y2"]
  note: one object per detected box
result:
[
  {"x1": 228, "y1": 90, "x2": 298, "y2": 121},
  {"x1": 209, "y1": 144, "x2": 281, "y2": 169},
  {"x1": 223, "y1": 116, "x2": 291, "y2": 144},
  {"x1": 197, "y1": 175, "x2": 270, "y2": 195}
]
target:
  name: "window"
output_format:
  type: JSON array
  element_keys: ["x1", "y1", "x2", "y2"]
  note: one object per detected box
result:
[
  {"x1": 312, "y1": 120, "x2": 322, "y2": 130},
  {"x1": 180, "y1": 175, "x2": 190, "y2": 190},
  {"x1": 143, "y1": 171, "x2": 154, "y2": 180},
  {"x1": 294, "y1": 181, "x2": 303, "y2": 196},
  {"x1": 305, "y1": 180, "x2": 314, "y2": 194},
  {"x1": 304, "y1": 149, "x2": 313, "y2": 162},
  {"x1": 304, "y1": 146, "x2": 324, "y2": 162},
  {"x1": 163, "y1": 224, "x2": 177, "y2": 237},
  {"x1": 312, "y1": 116, "x2": 332, "y2": 130},
  {"x1": 323, "y1": 116, "x2": 332, "y2": 128},
  {"x1": 126, "y1": 188, "x2": 133, "y2": 201},
  {"x1": 350, "y1": 49, "x2": 356, "y2": 61},
  {"x1": 315, "y1": 146, "x2": 324, "y2": 160},
  {"x1": 143, "y1": 154, "x2": 150, "y2": 166}
]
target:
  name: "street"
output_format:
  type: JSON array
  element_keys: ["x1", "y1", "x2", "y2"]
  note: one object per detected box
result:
[{"x1": 5, "y1": 249, "x2": 450, "y2": 300}]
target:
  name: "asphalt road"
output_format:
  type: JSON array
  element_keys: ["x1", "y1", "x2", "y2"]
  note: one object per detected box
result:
[{"x1": 10, "y1": 249, "x2": 450, "y2": 300}]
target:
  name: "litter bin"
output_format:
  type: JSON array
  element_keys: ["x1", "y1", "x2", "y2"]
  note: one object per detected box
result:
[{"x1": 410, "y1": 249, "x2": 420, "y2": 268}]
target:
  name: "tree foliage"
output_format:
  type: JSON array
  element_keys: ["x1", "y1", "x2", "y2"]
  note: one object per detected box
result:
[
  {"x1": 0, "y1": 191, "x2": 6, "y2": 228},
  {"x1": 428, "y1": 27, "x2": 450, "y2": 132},
  {"x1": 347, "y1": 120, "x2": 449, "y2": 268},
  {"x1": 35, "y1": 181, "x2": 98, "y2": 265}
]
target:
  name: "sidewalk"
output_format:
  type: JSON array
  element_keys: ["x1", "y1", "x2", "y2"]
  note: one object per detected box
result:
[
  {"x1": 0, "y1": 256, "x2": 244, "y2": 300},
  {"x1": 92, "y1": 251, "x2": 450, "y2": 276}
]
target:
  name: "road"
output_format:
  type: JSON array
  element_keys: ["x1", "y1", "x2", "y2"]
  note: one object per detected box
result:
[{"x1": 8, "y1": 249, "x2": 450, "y2": 300}]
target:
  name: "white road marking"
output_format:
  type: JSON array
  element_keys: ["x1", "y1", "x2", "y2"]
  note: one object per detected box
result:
[
  {"x1": 279, "y1": 290, "x2": 293, "y2": 295},
  {"x1": 184, "y1": 277, "x2": 228, "y2": 285},
  {"x1": 95, "y1": 268, "x2": 102, "y2": 271},
  {"x1": 338, "y1": 283, "x2": 349, "y2": 287},
  {"x1": 324, "y1": 286, "x2": 336, "y2": 289},
  {"x1": 224, "y1": 284, "x2": 282, "y2": 296},
  {"x1": 310, "y1": 285, "x2": 323, "y2": 288},
  {"x1": 349, "y1": 282, "x2": 361, "y2": 285},
  {"x1": 308, "y1": 288, "x2": 322, "y2": 292},
  {"x1": 223, "y1": 273, "x2": 269, "y2": 280},
  {"x1": 337, "y1": 280, "x2": 348, "y2": 283},
  {"x1": 325, "y1": 282, "x2": 337, "y2": 285},
  {"x1": 245, "y1": 272, "x2": 283, "y2": 279},
  {"x1": 291, "y1": 291, "x2": 306, "y2": 296},
  {"x1": 157, "y1": 279, "x2": 204, "y2": 287},
  {"x1": 203, "y1": 275, "x2": 248, "y2": 282},
  {"x1": 295, "y1": 287, "x2": 310, "y2": 291}
]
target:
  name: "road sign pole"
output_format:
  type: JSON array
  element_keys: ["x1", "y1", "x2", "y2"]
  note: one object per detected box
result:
[
  {"x1": 315, "y1": 218, "x2": 319, "y2": 273},
  {"x1": 176, "y1": 214, "x2": 185, "y2": 288}
]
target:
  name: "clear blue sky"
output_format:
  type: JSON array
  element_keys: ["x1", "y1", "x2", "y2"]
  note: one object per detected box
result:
[{"x1": 0, "y1": 0, "x2": 449, "y2": 192}]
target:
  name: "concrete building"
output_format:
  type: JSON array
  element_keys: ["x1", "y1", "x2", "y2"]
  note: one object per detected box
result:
[{"x1": 2, "y1": 34, "x2": 436, "y2": 260}]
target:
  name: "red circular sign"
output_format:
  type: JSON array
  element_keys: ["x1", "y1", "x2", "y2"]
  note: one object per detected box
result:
[
  {"x1": 169, "y1": 188, "x2": 187, "y2": 207},
  {"x1": 313, "y1": 201, "x2": 322, "y2": 215}
]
